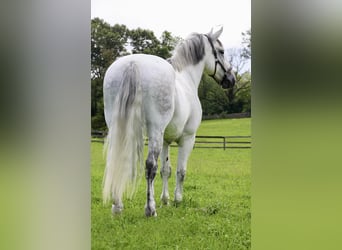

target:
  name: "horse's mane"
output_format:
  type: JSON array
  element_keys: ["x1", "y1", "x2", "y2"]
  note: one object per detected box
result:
[{"x1": 169, "y1": 33, "x2": 205, "y2": 71}]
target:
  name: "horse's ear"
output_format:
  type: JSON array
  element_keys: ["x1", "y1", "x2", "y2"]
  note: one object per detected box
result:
[{"x1": 211, "y1": 26, "x2": 223, "y2": 40}]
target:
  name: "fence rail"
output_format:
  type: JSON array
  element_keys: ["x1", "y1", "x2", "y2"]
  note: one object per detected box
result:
[
  {"x1": 194, "y1": 135, "x2": 251, "y2": 150},
  {"x1": 91, "y1": 131, "x2": 251, "y2": 150}
]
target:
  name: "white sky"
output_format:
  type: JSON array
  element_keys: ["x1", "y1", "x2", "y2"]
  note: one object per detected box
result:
[{"x1": 91, "y1": 0, "x2": 251, "y2": 49}]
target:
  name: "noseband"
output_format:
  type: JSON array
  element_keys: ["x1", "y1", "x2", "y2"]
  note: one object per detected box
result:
[{"x1": 204, "y1": 34, "x2": 232, "y2": 84}]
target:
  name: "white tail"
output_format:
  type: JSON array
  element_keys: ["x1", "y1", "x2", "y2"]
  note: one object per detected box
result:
[{"x1": 102, "y1": 62, "x2": 144, "y2": 204}]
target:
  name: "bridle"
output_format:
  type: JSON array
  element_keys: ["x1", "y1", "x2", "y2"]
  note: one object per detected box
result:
[{"x1": 204, "y1": 34, "x2": 233, "y2": 84}]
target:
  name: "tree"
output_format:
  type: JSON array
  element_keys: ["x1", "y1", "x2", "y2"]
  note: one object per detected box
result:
[
  {"x1": 241, "y1": 29, "x2": 251, "y2": 60},
  {"x1": 157, "y1": 31, "x2": 181, "y2": 59},
  {"x1": 129, "y1": 29, "x2": 180, "y2": 59},
  {"x1": 198, "y1": 74, "x2": 229, "y2": 116},
  {"x1": 129, "y1": 28, "x2": 160, "y2": 55},
  {"x1": 91, "y1": 18, "x2": 129, "y2": 129},
  {"x1": 225, "y1": 46, "x2": 251, "y2": 113},
  {"x1": 91, "y1": 18, "x2": 129, "y2": 80}
]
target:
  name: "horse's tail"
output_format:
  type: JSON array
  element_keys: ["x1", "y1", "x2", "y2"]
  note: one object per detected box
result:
[{"x1": 103, "y1": 61, "x2": 144, "y2": 205}]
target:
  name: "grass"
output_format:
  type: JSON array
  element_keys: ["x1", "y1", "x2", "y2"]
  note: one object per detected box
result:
[{"x1": 92, "y1": 118, "x2": 251, "y2": 249}]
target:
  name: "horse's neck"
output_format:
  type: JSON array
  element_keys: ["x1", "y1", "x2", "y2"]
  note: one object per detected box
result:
[{"x1": 176, "y1": 61, "x2": 205, "y2": 90}]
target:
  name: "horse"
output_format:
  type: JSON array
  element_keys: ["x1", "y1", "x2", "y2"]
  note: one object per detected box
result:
[{"x1": 102, "y1": 27, "x2": 235, "y2": 217}]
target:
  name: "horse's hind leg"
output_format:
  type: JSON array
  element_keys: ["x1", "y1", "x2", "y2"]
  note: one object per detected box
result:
[
  {"x1": 160, "y1": 142, "x2": 171, "y2": 205},
  {"x1": 145, "y1": 133, "x2": 163, "y2": 217}
]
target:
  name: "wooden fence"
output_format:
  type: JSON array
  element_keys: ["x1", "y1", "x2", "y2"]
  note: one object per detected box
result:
[
  {"x1": 91, "y1": 131, "x2": 251, "y2": 150},
  {"x1": 194, "y1": 135, "x2": 251, "y2": 150}
]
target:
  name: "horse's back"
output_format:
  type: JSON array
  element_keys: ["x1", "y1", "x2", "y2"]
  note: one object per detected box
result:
[{"x1": 104, "y1": 54, "x2": 174, "y2": 88}]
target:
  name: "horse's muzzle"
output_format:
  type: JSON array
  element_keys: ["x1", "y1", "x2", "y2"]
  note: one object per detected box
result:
[{"x1": 221, "y1": 73, "x2": 236, "y2": 89}]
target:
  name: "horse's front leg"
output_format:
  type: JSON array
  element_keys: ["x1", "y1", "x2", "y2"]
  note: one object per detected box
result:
[
  {"x1": 174, "y1": 134, "x2": 195, "y2": 203},
  {"x1": 160, "y1": 142, "x2": 171, "y2": 205}
]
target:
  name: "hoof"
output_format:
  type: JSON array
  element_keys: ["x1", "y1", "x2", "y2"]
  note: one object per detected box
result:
[
  {"x1": 145, "y1": 205, "x2": 157, "y2": 217},
  {"x1": 161, "y1": 196, "x2": 170, "y2": 205},
  {"x1": 161, "y1": 200, "x2": 169, "y2": 206},
  {"x1": 111, "y1": 204, "x2": 123, "y2": 215},
  {"x1": 174, "y1": 193, "x2": 183, "y2": 203}
]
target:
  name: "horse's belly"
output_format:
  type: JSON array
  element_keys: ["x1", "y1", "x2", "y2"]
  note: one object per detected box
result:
[{"x1": 164, "y1": 122, "x2": 182, "y2": 144}]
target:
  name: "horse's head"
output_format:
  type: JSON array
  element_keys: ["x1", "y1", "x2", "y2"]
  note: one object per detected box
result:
[{"x1": 204, "y1": 27, "x2": 236, "y2": 89}]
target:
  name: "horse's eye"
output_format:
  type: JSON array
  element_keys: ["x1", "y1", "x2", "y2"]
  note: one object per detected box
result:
[{"x1": 218, "y1": 50, "x2": 224, "y2": 55}]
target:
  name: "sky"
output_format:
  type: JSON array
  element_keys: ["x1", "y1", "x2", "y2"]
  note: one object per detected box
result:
[{"x1": 91, "y1": 0, "x2": 251, "y2": 49}]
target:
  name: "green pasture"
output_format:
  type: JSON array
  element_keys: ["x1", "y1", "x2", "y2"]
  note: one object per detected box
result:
[{"x1": 92, "y1": 118, "x2": 251, "y2": 249}]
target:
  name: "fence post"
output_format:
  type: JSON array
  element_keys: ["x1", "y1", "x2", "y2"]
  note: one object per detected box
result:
[{"x1": 223, "y1": 137, "x2": 226, "y2": 150}]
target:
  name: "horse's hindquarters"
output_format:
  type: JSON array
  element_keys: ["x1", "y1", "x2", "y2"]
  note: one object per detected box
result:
[{"x1": 104, "y1": 54, "x2": 176, "y2": 129}]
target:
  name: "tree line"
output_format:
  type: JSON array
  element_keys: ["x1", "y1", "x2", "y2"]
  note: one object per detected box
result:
[{"x1": 91, "y1": 18, "x2": 251, "y2": 130}]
